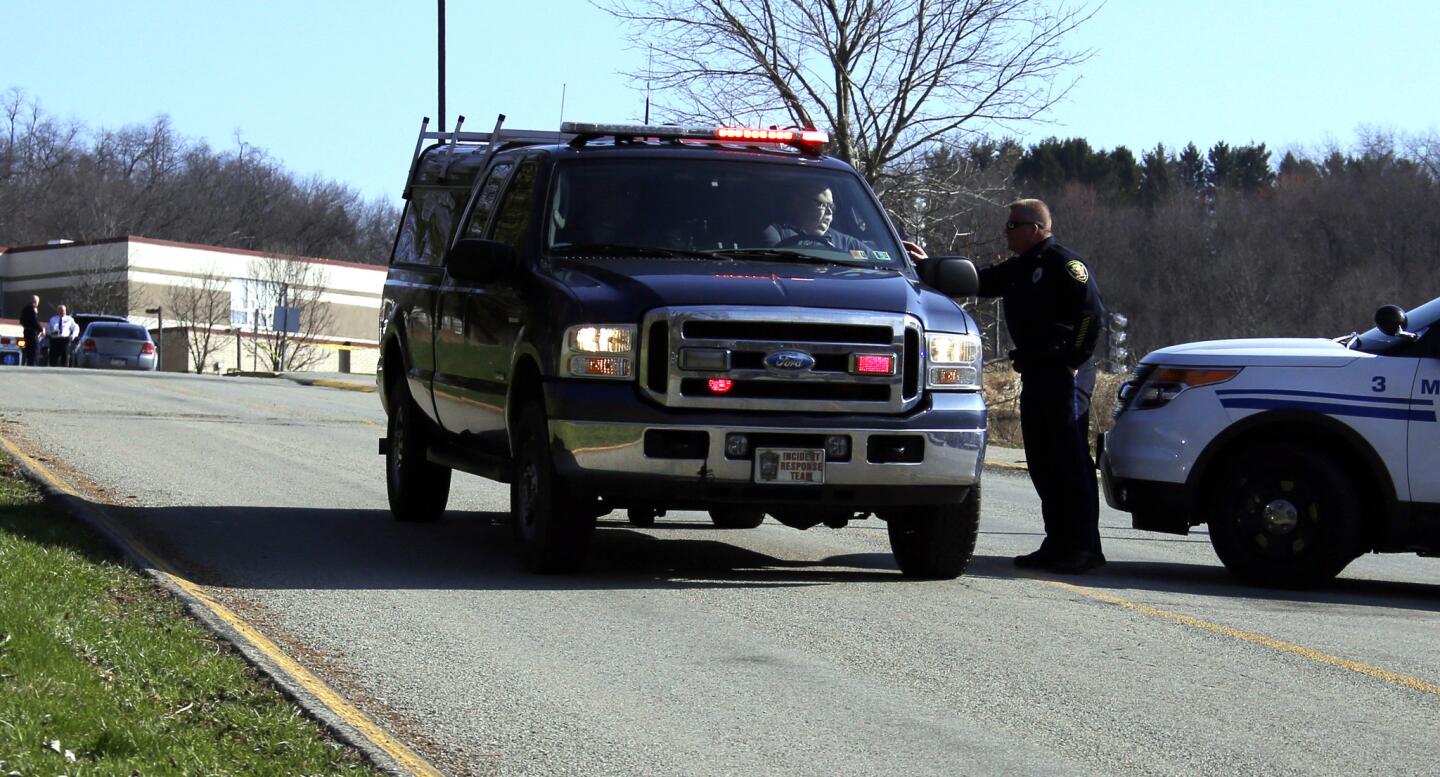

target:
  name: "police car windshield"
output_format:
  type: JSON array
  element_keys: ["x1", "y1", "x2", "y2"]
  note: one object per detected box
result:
[
  {"x1": 1353, "y1": 296, "x2": 1440, "y2": 353},
  {"x1": 546, "y1": 159, "x2": 907, "y2": 267}
]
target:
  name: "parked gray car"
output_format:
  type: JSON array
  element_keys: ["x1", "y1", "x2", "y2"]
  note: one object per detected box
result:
[{"x1": 76, "y1": 322, "x2": 157, "y2": 371}]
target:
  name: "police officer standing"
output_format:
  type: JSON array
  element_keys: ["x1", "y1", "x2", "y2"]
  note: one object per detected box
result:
[
  {"x1": 19, "y1": 295, "x2": 42, "y2": 366},
  {"x1": 979, "y1": 199, "x2": 1105, "y2": 573}
]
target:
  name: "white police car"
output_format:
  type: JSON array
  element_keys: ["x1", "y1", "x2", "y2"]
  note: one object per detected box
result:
[{"x1": 1101, "y1": 297, "x2": 1440, "y2": 587}]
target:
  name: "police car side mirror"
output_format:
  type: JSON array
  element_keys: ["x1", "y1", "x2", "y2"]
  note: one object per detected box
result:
[
  {"x1": 1374, "y1": 304, "x2": 1414, "y2": 339},
  {"x1": 920, "y1": 257, "x2": 979, "y2": 298},
  {"x1": 446, "y1": 238, "x2": 517, "y2": 284}
]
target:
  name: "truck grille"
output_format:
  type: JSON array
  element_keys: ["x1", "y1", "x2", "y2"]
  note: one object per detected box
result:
[{"x1": 640, "y1": 306, "x2": 922, "y2": 413}]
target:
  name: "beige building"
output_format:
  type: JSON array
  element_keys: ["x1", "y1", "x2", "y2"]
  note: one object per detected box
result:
[{"x1": 0, "y1": 236, "x2": 383, "y2": 373}]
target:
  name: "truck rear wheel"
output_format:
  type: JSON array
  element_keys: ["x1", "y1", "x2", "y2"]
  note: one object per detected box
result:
[
  {"x1": 1208, "y1": 443, "x2": 1363, "y2": 588},
  {"x1": 512, "y1": 403, "x2": 595, "y2": 573},
  {"x1": 885, "y1": 485, "x2": 980, "y2": 579},
  {"x1": 709, "y1": 509, "x2": 766, "y2": 529},
  {"x1": 385, "y1": 390, "x2": 451, "y2": 523}
]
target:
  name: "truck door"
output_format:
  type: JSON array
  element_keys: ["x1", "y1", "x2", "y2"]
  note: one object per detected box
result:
[
  {"x1": 433, "y1": 156, "x2": 538, "y2": 452},
  {"x1": 386, "y1": 184, "x2": 465, "y2": 424},
  {"x1": 1410, "y1": 338, "x2": 1440, "y2": 505}
]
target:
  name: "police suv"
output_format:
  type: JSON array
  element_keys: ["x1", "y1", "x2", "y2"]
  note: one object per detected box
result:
[
  {"x1": 1101, "y1": 298, "x2": 1440, "y2": 587},
  {"x1": 377, "y1": 116, "x2": 988, "y2": 577}
]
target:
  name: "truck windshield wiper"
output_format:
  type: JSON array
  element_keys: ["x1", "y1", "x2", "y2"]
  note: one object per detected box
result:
[
  {"x1": 551, "y1": 242, "x2": 713, "y2": 259},
  {"x1": 706, "y1": 247, "x2": 865, "y2": 266}
]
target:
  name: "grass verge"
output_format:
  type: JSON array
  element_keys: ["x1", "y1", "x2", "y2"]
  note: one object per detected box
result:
[{"x1": 0, "y1": 453, "x2": 381, "y2": 776}]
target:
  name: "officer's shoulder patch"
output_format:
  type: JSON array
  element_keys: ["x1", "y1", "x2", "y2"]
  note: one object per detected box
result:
[{"x1": 1064, "y1": 259, "x2": 1089, "y2": 284}]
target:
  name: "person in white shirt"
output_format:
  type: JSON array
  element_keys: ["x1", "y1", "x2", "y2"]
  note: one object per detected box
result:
[{"x1": 47, "y1": 305, "x2": 79, "y2": 367}]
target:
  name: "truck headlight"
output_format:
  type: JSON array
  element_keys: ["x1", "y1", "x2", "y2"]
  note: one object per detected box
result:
[
  {"x1": 1130, "y1": 366, "x2": 1240, "y2": 409},
  {"x1": 926, "y1": 332, "x2": 982, "y2": 390},
  {"x1": 562, "y1": 324, "x2": 636, "y2": 380}
]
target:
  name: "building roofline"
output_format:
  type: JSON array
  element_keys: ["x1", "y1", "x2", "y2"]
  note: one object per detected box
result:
[{"x1": 0, "y1": 235, "x2": 386, "y2": 272}]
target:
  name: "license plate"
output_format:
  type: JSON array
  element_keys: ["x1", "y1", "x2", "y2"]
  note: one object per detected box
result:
[
  {"x1": 753, "y1": 448, "x2": 825, "y2": 485},
  {"x1": 110, "y1": 358, "x2": 127, "y2": 367}
]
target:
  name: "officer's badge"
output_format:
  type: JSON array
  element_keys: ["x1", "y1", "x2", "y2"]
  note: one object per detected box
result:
[
  {"x1": 1031, "y1": 268, "x2": 1043, "y2": 283},
  {"x1": 1065, "y1": 260, "x2": 1089, "y2": 284}
]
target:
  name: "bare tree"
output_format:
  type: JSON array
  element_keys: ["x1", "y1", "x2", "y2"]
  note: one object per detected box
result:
[
  {"x1": 64, "y1": 257, "x2": 130, "y2": 315},
  {"x1": 165, "y1": 266, "x2": 232, "y2": 373},
  {"x1": 244, "y1": 253, "x2": 336, "y2": 373},
  {"x1": 601, "y1": 0, "x2": 1094, "y2": 182}
]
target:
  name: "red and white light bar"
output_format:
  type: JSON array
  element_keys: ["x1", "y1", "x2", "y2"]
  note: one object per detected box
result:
[{"x1": 561, "y1": 122, "x2": 829, "y2": 154}]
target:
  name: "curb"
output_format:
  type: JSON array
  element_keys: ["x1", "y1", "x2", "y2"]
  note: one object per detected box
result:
[
  {"x1": 0, "y1": 435, "x2": 446, "y2": 777},
  {"x1": 985, "y1": 460, "x2": 1030, "y2": 473},
  {"x1": 306, "y1": 378, "x2": 377, "y2": 394}
]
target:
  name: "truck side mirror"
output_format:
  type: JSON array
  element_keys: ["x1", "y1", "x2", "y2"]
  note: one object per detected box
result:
[
  {"x1": 446, "y1": 238, "x2": 517, "y2": 283},
  {"x1": 1374, "y1": 304, "x2": 1411, "y2": 338},
  {"x1": 919, "y1": 257, "x2": 979, "y2": 298}
]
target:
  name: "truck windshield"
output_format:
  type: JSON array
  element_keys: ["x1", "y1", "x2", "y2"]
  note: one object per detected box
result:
[
  {"x1": 546, "y1": 158, "x2": 908, "y2": 268},
  {"x1": 1351, "y1": 296, "x2": 1440, "y2": 354}
]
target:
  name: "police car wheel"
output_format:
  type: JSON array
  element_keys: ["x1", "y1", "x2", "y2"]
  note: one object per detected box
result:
[
  {"x1": 884, "y1": 485, "x2": 981, "y2": 580},
  {"x1": 709, "y1": 509, "x2": 766, "y2": 529},
  {"x1": 511, "y1": 402, "x2": 595, "y2": 573},
  {"x1": 386, "y1": 390, "x2": 451, "y2": 523},
  {"x1": 1208, "y1": 443, "x2": 1364, "y2": 588}
]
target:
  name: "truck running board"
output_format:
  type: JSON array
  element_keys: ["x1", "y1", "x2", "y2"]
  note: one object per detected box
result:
[{"x1": 427, "y1": 441, "x2": 512, "y2": 483}]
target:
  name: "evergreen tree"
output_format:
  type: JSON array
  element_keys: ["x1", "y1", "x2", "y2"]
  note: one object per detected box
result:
[
  {"x1": 1177, "y1": 143, "x2": 1209, "y2": 193},
  {"x1": 1138, "y1": 143, "x2": 1174, "y2": 206}
]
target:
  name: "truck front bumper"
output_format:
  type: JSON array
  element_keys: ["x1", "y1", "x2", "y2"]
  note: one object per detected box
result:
[{"x1": 546, "y1": 382, "x2": 986, "y2": 508}]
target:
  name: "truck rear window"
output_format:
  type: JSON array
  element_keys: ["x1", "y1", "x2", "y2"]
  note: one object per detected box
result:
[{"x1": 547, "y1": 159, "x2": 906, "y2": 267}]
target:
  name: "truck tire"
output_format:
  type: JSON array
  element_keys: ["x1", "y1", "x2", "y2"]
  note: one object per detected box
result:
[
  {"x1": 512, "y1": 403, "x2": 595, "y2": 573},
  {"x1": 385, "y1": 390, "x2": 451, "y2": 523},
  {"x1": 709, "y1": 509, "x2": 766, "y2": 529},
  {"x1": 1208, "y1": 443, "x2": 1364, "y2": 588},
  {"x1": 885, "y1": 485, "x2": 980, "y2": 579}
]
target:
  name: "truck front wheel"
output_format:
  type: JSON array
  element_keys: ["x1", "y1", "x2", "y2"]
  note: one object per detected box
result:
[
  {"x1": 385, "y1": 391, "x2": 451, "y2": 523},
  {"x1": 1208, "y1": 443, "x2": 1364, "y2": 588},
  {"x1": 512, "y1": 403, "x2": 595, "y2": 573},
  {"x1": 884, "y1": 485, "x2": 980, "y2": 579}
]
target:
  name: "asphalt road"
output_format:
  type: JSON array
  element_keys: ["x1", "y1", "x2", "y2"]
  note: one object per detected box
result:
[{"x1": 3, "y1": 368, "x2": 1439, "y2": 776}]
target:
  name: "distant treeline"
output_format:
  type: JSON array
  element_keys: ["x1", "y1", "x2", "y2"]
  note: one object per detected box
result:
[
  {"x1": 887, "y1": 131, "x2": 1440, "y2": 360},
  {"x1": 0, "y1": 89, "x2": 398, "y2": 263}
]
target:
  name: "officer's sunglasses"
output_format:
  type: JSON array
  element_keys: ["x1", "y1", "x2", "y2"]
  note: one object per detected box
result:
[{"x1": 1005, "y1": 220, "x2": 1038, "y2": 231}]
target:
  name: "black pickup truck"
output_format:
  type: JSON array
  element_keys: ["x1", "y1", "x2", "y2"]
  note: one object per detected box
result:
[{"x1": 378, "y1": 118, "x2": 987, "y2": 576}]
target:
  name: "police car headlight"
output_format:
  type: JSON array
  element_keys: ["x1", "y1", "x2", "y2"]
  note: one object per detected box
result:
[
  {"x1": 561, "y1": 324, "x2": 636, "y2": 380},
  {"x1": 926, "y1": 333, "x2": 983, "y2": 390},
  {"x1": 1131, "y1": 366, "x2": 1240, "y2": 409}
]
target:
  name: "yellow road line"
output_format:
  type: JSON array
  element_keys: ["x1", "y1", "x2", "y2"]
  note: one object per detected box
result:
[
  {"x1": 1041, "y1": 578, "x2": 1440, "y2": 697},
  {"x1": 0, "y1": 434, "x2": 444, "y2": 777},
  {"x1": 309, "y1": 379, "x2": 376, "y2": 393}
]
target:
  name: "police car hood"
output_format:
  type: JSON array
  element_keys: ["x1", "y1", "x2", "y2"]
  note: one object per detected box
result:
[
  {"x1": 1143, "y1": 337, "x2": 1362, "y2": 368},
  {"x1": 553, "y1": 257, "x2": 972, "y2": 333}
]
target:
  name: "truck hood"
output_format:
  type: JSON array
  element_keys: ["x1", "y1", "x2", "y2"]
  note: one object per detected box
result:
[
  {"x1": 1142, "y1": 337, "x2": 1367, "y2": 368},
  {"x1": 551, "y1": 257, "x2": 973, "y2": 333}
]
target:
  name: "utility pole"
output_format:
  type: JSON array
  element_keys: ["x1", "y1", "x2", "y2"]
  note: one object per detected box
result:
[
  {"x1": 437, "y1": 0, "x2": 446, "y2": 133},
  {"x1": 145, "y1": 305, "x2": 164, "y2": 369}
]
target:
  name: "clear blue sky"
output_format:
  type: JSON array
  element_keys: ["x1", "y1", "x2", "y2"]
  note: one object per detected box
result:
[{"x1": 4, "y1": 0, "x2": 1436, "y2": 204}]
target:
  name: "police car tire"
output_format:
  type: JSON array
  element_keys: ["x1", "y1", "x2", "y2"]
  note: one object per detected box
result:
[
  {"x1": 386, "y1": 390, "x2": 451, "y2": 523},
  {"x1": 885, "y1": 485, "x2": 980, "y2": 580},
  {"x1": 1208, "y1": 443, "x2": 1363, "y2": 588},
  {"x1": 709, "y1": 509, "x2": 766, "y2": 529},
  {"x1": 511, "y1": 403, "x2": 595, "y2": 573}
]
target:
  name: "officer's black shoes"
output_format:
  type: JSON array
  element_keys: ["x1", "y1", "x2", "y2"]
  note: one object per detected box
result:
[
  {"x1": 1042, "y1": 551, "x2": 1107, "y2": 575},
  {"x1": 1013, "y1": 547, "x2": 1059, "y2": 568}
]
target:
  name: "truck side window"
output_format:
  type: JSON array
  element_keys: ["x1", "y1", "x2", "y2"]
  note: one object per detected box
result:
[
  {"x1": 462, "y1": 162, "x2": 514, "y2": 239},
  {"x1": 489, "y1": 160, "x2": 540, "y2": 248},
  {"x1": 392, "y1": 189, "x2": 464, "y2": 266}
]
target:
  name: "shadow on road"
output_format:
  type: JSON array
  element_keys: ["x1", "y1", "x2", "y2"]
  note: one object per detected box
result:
[
  {"x1": 966, "y1": 553, "x2": 1440, "y2": 613},
  {"x1": 98, "y1": 502, "x2": 908, "y2": 592}
]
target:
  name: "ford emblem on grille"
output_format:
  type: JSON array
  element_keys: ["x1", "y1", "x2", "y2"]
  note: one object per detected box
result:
[{"x1": 765, "y1": 350, "x2": 815, "y2": 371}]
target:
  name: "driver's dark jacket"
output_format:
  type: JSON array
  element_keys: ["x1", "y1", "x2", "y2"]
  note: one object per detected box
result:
[
  {"x1": 977, "y1": 237, "x2": 1104, "y2": 371},
  {"x1": 763, "y1": 223, "x2": 870, "y2": 253}
]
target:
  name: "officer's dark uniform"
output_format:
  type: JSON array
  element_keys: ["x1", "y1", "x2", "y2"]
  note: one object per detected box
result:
[
  {"x1": 19, "y1": 303, "x2": 41, "y2": 367},
  {"x1": 978, "y1": 236, "x2": 1105, "y2": 568}
]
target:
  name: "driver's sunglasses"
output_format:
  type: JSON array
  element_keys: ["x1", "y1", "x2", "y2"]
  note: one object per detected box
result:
[
  {"x1": 1005, "y1": 220, "x2": 1037, "y2": 231},
  {"x1": 814, "y1": 200, "x2": 836, "y2": 213}
]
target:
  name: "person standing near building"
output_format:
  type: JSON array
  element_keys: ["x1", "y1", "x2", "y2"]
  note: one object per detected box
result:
[
  {"x1": 46, "y1": 304, "x2": 79, "y2": 367},
  {"x1": 19, "y1": 295, "x2": 42, "y2": 366},
  {"x1": 978, "y1": 199, "x2": 1106, "y2": 574}
]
